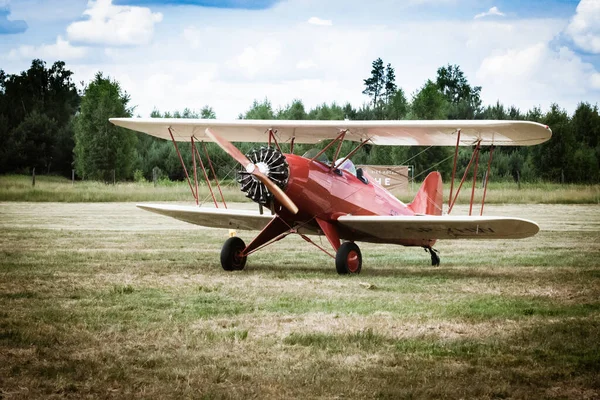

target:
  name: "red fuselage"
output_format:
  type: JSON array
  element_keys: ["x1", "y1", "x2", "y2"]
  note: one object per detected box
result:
[{"x1": 282, "y1": 154, "x2": 432, "y2": 247}]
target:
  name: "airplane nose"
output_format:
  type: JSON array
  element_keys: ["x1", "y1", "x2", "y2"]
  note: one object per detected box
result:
[{"x1": 237, "y1": 146, "x2": 289, "y2": 205}]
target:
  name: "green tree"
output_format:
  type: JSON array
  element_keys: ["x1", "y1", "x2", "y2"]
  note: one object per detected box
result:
[
  {"x1": 74, "y1": 72, "x2": 135, "y2": 181},
  {"x1": 355, "y1": 104, "x2": 376, "y2": 120},
  {"x1": 10, "y1": 111, "x2": 58, "y2": 173},
  {"x1": 385, "y1": 89, "x2": 408, "y2": 120},
  {"x1": 532, "y1": 104, "x2": 575, "y2": 182},
  {"x1": 342, "y1": 102, "x2": 357, "y2": 120},
  {"x1": 572, "y1": 102, "x2": 599, "y2": 149},
  {"x1": 0, "y1": 114, "x2": 15, "y2": 172},
  {"x1": 436, "y1": 64, "x2": 481, "y2": 119},
  {"x1": 479, "y1": 101, "x2": 508, "y2": 120},
  {"x1": 276, "y1": 99, "x2": 307, "y2": 120},
  {"x1": 526, "y1": 106, "x2": 544, "y2": 122},
  {"x1": 307, "y1": 102, "x2": 345, "y2": 120},
  {"x1": 383, "y1": 63, "x2": 397, "y2": 104},
  {"x1": 362, "y1": 58, "x2": 385, "y2": 109},
  {"x1": 240, "y1": 98, "x2": 275, "y2": 119},
  {"x1": 200, "y1": 105, "x2": 216, "y2": 119},
  {"x1": 410, "y1": 80, "x2": 448, "y2": 119},
  {"x1": 408, "y1": 80, "x2": 451, "y2": 177},
  {"x1": 571, "y1": 102, "x2": 600, "y2": 182},
  {"x1": 0, "y1": 59, "x2": 79, "y2": 174}
]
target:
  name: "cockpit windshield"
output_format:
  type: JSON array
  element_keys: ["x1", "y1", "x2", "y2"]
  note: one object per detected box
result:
[
  {"x1": 301, "y1": 148, "x2": 330, "y2": 165},
  {"x1": 301, "y1": 148, "x2": 357, "y2": 176},
  {"x1": 335, "y1": 158, "x2": 357, "y2": 176}
]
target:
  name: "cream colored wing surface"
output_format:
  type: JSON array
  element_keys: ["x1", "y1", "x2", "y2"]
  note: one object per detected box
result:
[
  {"x1": 137, "y1": 204, "x2": 273, "y2": 230},
  {"x1": 109, "y1": 118, "x2": 551, "y2": 146},
  {"x1": 336, "y1": 215, "x2": 539, "y2": 240}
]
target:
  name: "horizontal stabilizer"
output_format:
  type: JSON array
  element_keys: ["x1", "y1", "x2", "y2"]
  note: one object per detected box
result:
[
  {"x1": 137, "y1": 204, "x2": 273, "y2": 231},
  {"x1": 336, "y1": 215, "x2": 539, "y2": 240}
]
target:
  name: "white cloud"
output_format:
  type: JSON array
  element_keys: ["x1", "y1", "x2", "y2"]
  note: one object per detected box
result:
[
  {"x1": 8, "y1": 36, "x2": 87, "y2": 61},
  {"x1": 65, "y1": 17, "x2": 590, "y2": 119},
  {"x1": 565, "y1": 0, "x2": 600, "y2": 54},
  {"x1": 7, "y1": 0, "x2": 589, "y2": 120},
  {"x1": 476, "y1": 43, "x2": 599, "y2": 110},
  {"x1": 66, "y1": 0, "x2": 163, "y2": 46},
  {"x1": 296, "y1": 59, "x2": 317, "y2": 69},
  {"x1": 474, "y1": 6, "x2": 505, "y2": 19},
  {"x1": 227, "y1": 39, "x2": 282, "y2": 79},
  {"x1": 307, "y1": 17, "x2": 332, "y2": 26},
  {"x1": 592, "y1": 73, "x2": 600, "y2": 90},
  {"x1": 182, "y1": 26, "x2": 202, "y2": 50}
]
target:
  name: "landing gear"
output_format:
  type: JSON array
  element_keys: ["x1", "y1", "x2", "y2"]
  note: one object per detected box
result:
[
  {"x1": 425, "y1": 247, "x2": 440, "y2": 266},
  {"x1": 336, "y1": 242, "x2": 362, "y2": 275},
  {"x1": 221, "y1": 237, "x2": 247, "y2": 271}
]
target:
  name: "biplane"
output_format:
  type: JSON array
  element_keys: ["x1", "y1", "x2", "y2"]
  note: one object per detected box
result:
[{"x1": 109, "y1": 118, "x2": 552, "y2": 274}]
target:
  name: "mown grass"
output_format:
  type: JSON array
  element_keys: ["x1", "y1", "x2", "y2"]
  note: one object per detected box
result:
[
  {"x1": 2, "y1": 174, "x2": 599, "y2": 204},
  {"x1": 443, "y1": 180, "x2": 600, "y2": 205},
  {"x1": 0, "y1": 174, "x2": 248, "y2": 203},
  {"x1": 0, "y1": 203, "x2": 599, "y2": 398}
]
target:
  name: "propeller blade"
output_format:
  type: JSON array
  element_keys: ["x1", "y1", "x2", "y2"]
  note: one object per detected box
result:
[
  {"x1": 253, "y1": 170, "x2": 299, "y2": 215},
  {"x1": 205, "y1": 128, "x2": 254, "y2": 172},
  {"x1": 205, "y1": 128, "x2": 299, "y2": 215}
]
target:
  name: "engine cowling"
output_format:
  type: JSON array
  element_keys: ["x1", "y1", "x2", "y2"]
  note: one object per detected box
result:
[{"x1": 237, "y1": 147, "x2": 289, "y2": 205}]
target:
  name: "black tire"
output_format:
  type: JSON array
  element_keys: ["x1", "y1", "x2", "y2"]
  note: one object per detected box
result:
[
  {"x1": 220, "y1": 237, "x2": 247, "y2": 271},
  {"x1": 335, "y1": 242, "x2": 362, "y2": 275}
]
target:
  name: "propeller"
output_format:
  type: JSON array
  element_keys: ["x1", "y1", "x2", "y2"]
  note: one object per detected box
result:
[{"x1": 205, "y1": 128, "x2": 298, "y2": 215}]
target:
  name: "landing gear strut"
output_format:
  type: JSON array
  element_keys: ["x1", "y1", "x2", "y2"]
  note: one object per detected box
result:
[
  {"x1": 221, "y1": 237, "x2": 247, "y2": 271},
  {"x1": 336, "y1": 242, "x2": 362, "y2": 275},
  {"x1": 425, "y1": 247, "x2": 440, "y2": 266}
]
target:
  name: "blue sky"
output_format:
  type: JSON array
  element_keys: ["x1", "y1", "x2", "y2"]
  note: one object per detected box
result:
[
  {"x1": 112, "y1": 0, "x2": 281, "y2": 9},
  {"x1": 1, "y1": 0, "x2": 598, "y2": 118}
]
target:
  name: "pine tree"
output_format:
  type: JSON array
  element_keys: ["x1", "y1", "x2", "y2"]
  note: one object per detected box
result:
[
  {"x1": 362, "y1": 58, "x2": 385, "y2": 109},
  {"x1": 383, "y1": 63, "x2": 397, "y2": 104}
]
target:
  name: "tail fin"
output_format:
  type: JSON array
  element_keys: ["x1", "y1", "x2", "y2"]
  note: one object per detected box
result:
[{"x1": 408, "y1": 171, "x2": 443, "y2": 216}]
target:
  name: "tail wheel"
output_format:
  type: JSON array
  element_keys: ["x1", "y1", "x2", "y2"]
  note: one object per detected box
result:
[
  {"x1": 221, "y1": 237, "x2": 247, "y2": 271},
  {"x1": 335, "y1": 242, "x2": 362, "y2": 275}
]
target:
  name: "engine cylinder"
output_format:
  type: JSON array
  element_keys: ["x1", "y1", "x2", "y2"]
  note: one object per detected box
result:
[{"x1": 237, "y1": 147, "x2": 289, "y2": 205}]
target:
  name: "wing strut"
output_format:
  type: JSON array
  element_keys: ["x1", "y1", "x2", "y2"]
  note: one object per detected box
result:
[
  {"x1": 448, "y1": 129, "x2": 461, "y2": 209},
  {"x1": 201, "y1": 141, "x2": 227, "y2": 208},
  {"x1": 191, "y1": 137, "x2": 218, "y2": 208},
  {"x1": 447, "y1": 140, "x2": 495, "y2": 216},
  {"x1": 267, "y1": 129, "x2": 283, "y2": 153},
  {"x1": 169, "y1": 128, "x2": 197, "y2": 204},
  {"x1": 480, "y1": 146, "x2": 495, "y2": 216},
  {"x1": 310, "y1": 129, "x2": 347, "y2": 163},
  {"x1": 469, "y1": 141, "x2": 482, "y2": 216},
  {"x1": 448, "y1": 140, "x2": 481, "y2": 214},
  {"x1": 167, "y1": 127, "x2": 227, "y2": 208}
]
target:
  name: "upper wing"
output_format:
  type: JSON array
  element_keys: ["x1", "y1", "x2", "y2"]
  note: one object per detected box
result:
[
  {"x1": 137, "y1": 204, "x2": 273, "y2": 230},
  {"x1": 336, "y1": 215, "x2": 539, "y2": 240},
  {"x1": 110, "y1": 118, "x2": 551, "y2": 147}
]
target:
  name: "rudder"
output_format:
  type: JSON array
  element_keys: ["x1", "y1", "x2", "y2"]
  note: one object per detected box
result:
[{"x1": 408, "y1": 171, "x2": 443, "y2": 216}]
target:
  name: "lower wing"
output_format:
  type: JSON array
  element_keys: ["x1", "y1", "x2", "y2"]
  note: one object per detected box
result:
[
  {"x1": 336, "y1": 215, "x2": 539, "y2": 240},
  {"x1": 138, "y1": 204, "x2": 539, "y2": 240},
  {"x1": 137, "y1": 204, "x2": 273, "y2": 230}
]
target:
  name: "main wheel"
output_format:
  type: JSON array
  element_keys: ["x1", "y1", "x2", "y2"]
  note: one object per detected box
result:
[
  {"x1": 335, "y1": 242, "x2": 362, "y2": 275},
  {"x1": 220, "y1": 237, "x2": 247, "y2": 271}
]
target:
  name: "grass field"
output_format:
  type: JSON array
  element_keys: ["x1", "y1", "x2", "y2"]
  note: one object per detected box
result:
[
  {"x1": 1, "y1": 174, "x2": 599, "y2": 204},
  {"x1": 1, "y1": 202, "x2": 599, "y2": 398}
]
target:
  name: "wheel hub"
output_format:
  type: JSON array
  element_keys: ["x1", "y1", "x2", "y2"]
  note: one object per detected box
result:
[{"x1": 347, "y1": 250, "x2": 360, "y2": 273}]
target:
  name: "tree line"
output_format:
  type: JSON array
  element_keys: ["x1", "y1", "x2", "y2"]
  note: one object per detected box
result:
[{"x1": 0, "y1": 58, "x2": 598, "y2": 184}]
